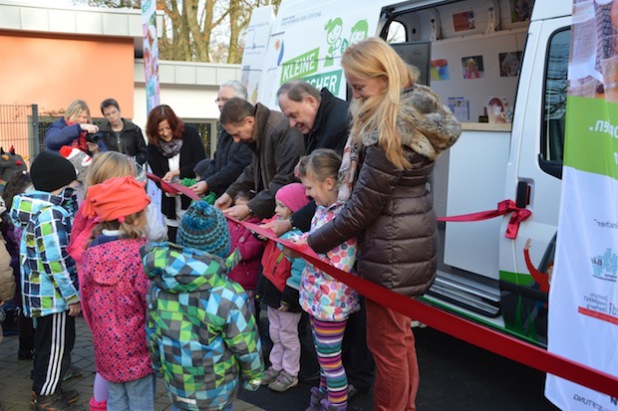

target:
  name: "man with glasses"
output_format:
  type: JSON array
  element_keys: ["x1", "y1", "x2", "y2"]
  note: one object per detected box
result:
[{"x1": 190, "y1": 80, "x2": 253, "y2": 198}]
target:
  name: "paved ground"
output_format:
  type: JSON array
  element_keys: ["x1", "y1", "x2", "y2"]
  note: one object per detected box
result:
[
  {"x1": 0, "y1": 316, "x2": 264, "y2": 411},
  {"x1": 0, "y1": 316, "x2": 560, "y2": 411}
]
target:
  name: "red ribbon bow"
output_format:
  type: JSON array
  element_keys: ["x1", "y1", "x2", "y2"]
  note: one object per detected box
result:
[{"x1": 437, "y1": 199, "x2": 531, "y2": 239}]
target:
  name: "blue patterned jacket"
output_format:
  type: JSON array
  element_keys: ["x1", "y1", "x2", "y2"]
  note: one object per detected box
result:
[
  {"x1": 10, "y1": 188, "x2": 78, "y2": 318},
  {"x1": 141, "y1": 241, "x2": 263, "y2": 411}
]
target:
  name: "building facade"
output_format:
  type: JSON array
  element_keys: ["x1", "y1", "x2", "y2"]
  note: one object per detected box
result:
[{"x1": 0, "y1": 0, "x2": 241, "y2": 161}]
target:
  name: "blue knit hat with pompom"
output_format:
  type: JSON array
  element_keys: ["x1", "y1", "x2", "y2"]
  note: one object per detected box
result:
[{"x1": 177, "y1": 201, "x2": 230, "y2": 258}]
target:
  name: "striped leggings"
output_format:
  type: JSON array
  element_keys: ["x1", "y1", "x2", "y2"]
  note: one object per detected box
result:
[
  {"x1": 310, "y1": 316, "x2": 348, "y2": 406},
  {"x1": 32, "y1": 312, "x2": 75, "y2": 396}
]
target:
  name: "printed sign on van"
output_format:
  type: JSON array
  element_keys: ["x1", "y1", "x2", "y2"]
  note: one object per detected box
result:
[
  {"x1": 240, "y1": 6, "x2": 276, "y2": 104},
  {"x1": 545, "y1": 0, "x2": 618, "y2": 409},
  {"x1": 253, "y1": 0, "x2": 385, "y2": 108}
]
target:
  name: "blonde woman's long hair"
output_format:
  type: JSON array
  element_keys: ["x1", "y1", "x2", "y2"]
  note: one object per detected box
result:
[
  {"x1": 65, "y1": 99, "x2": 91, "y2": 123},
  {"x1": 86, "y1": 151, "x2": 136, "y2": 188},
  {"x1": 342, "y1": 37, "x2": 418, "y2": 169}
]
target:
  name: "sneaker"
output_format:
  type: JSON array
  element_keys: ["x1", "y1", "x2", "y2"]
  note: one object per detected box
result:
[
  {"x1": 62, "y1": 366, "x2": 82, "y2": 381},
  {"x1": 319, "y1": 397, "x2": 348, "y2": 411},
  {"x1": 32, "y1": 389, "x2": 79, "y2": 407},
  {"x1": 34, "y1": 391, "x2": 84, "y2": 411},
  {"x1": 305, "y1": 387, "x2": 328, "y2": 411},
  {"x1": 261, "y1": 367, "x2": 280, "y2": 385},
  {"x1": 268, "y1": 370, "x2": 299, "y2": 392}
]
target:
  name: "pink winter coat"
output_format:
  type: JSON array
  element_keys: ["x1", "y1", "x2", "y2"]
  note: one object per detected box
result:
[
  {"x1": 81, "y1": 235, "x2": 153, "y2": 383},
  {"x1": 226, "y1": 217, "x2": 264, "y2": 290}
]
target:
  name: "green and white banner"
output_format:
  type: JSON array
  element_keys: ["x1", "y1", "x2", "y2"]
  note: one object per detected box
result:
[{"x1": 545, "y1": 0, "x2": 618, "y2": 409}]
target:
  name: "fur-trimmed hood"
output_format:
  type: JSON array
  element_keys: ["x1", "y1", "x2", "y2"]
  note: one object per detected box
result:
[{"x1": 361, "y1": 84, "x2": 461, "y2": 160}]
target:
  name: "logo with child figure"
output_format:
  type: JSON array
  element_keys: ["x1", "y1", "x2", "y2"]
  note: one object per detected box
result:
[{"x1": 323, "y1": 17, "x2": 369, "y2": 68}]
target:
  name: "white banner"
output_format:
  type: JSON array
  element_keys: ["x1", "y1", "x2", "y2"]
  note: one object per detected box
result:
[{"x1": 545, "y1": 0, "x2": 618, "y2": 409}]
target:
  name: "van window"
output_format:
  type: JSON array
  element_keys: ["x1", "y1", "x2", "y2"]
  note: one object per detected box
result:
[
  {"x1": 386, "y1": 21, "x2": 407, "y2": 43},
  {"x1": 540, "y1": 28, "x2": 569, "y2": 179}
]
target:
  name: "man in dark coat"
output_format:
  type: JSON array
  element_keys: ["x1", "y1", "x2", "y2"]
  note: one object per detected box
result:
[
  {"x1": 191, "y1": 81, "x2": 253, "y2": 198},
  {"x1": 266, "y1": 80, "x2": 375, "y2": 399},
  {"x1": 96, "y1": 98, "x2": 148, "y2": 164},
  {"x1": 214, "y1": 98, "x2": 304, "y2": 220},
  {"x1": 267, "y1": 81, "x2": 349, "y2": 234}
]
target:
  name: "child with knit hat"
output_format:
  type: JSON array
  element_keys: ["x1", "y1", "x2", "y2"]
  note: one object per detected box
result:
[
  {"x1": 142, "y1": 201, "x2": 263, "y2": 411},
  {"x1": 80, "y1": 175, "x2": 154, "y2": 411},
  {"x1": 9, "y1": 151, "x2": 82, "y2": 410},
  {"x1": 257, "y1": 182, "x2": 310, "y2": 392}
]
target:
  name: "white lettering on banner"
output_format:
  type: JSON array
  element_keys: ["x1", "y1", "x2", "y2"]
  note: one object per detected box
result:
[
  {"x1": 307, "y1": 74, "x2": 338, "y2": 90},
  {"x1": 592, "y1": 120, "x2": 618, "y2": 139},
  {"x1": 281, "y1": 55, "x2": 317, "y2": 82}
]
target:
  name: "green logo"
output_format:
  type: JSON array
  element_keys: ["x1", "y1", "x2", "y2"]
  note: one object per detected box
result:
[{"x1": 280, "y1": 48, "x2": 320, "y2": 84}]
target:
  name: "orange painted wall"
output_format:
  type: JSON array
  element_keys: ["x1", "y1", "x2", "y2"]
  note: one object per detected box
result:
[{"x1": 0, "y1": 31, "x2": 135, "y2": 118}]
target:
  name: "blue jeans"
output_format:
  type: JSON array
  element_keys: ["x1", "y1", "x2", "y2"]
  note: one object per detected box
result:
[
  {"x1": 170, "y1": 403, "x2": 233, "y2": 411},
  {"x1": 107, "y1": 374, "x2": 156, "y2": 411}
]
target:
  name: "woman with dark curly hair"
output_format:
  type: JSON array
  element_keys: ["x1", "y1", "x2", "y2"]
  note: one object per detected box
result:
[{"x1": 146, "y1": 104, "x2": 206, "y2": 242}]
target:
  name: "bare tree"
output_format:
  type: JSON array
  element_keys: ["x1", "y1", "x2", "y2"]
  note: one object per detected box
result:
[{"x1": 73, "y1": 0, "x2": 283, "y2": 64}]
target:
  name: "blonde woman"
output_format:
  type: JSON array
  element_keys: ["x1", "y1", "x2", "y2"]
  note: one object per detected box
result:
[
  {"x1": 45, "y1": 99, "x2": 99, "y2": 154},
  {"x1": 306, "y1": 37, "x2": 461, "y2": 411}
]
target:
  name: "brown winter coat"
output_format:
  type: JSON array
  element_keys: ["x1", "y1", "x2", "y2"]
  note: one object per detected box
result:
[
  {"x1": 226, "y1": 103, "x2": 305, "y2": 219},
  {"x1": 307, "y1": 85, "x2": 461, "y2": 297}
]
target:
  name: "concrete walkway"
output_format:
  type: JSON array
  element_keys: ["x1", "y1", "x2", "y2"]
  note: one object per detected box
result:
[{"x1": 0, "y1": 316, "x2": 265, "y2": 411}]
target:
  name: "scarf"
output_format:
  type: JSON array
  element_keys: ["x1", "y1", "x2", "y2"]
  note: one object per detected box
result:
[
  {"x1": 158, "y1": 138, "x2": 184, "y2": 158},
  {"x1": 337, "y1": 134, "x2": 362, "y2": 202},
  {"x1": 337, "y1": 85, "x2": 461, "y2": 202}
]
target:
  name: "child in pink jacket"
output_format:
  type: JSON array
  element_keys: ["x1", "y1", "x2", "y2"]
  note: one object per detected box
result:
[
  {"x1": 226, "y1": 190, "x2": 264, "y2": 314},
  {"x1": 80, "y1": 176, "x2": 154, "y2": 411}
]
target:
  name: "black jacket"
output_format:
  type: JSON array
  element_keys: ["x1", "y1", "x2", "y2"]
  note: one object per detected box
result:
[
  {"x1": 292, "y1": 89, "x2": 350, "y2": 232},
  {"x1": 97, "y1": 119, "x2": 148, "y2": 164},
  {"x1": 225, "y1": 104, "x2": 305, "y2": 219},
  {"x1": 304, "y1": 88, "x2": 349, "y2": 156},
  {"x1": 147, "y1": 125, "x2": 206, "y2": 220},
  {"x1": 193, "y1": 129, "x2": 252, "y2": 197}
]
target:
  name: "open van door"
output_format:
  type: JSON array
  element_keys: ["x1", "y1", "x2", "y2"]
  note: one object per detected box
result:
[{"x1": 497, "y1": 14, "x2": 569, "y2": 345}]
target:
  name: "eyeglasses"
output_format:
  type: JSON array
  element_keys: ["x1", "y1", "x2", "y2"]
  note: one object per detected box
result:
[{"x1": 215, "y1": 97, "x2": 230, "y2": 103}]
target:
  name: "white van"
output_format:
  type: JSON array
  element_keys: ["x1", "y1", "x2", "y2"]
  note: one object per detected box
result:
[{"x1": 243, "y1": 0, "x2": 572, "y2": 347}]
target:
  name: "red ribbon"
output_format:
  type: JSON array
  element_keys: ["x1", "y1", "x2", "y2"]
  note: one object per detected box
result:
[
  {"x1": 146, "y1": 175, "x2": 618, "y2": 398},
  {"x1": 147, "y1": 172, "x2": 201, "y2": 202},
  {"x1": 237, "y1": 220, "x2": 618, "y2": 399},
  {"x1": 437, "y1": 199, "x2": 531, "y2": 239}
]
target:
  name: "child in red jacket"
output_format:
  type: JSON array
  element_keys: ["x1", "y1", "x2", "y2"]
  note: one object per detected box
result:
[
  {"x1": 227, "y1": 190, "x2": 265, "y2": 314},
  {"x1": 257, "y1": 183, "x2": 310, "y2": 393}
]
